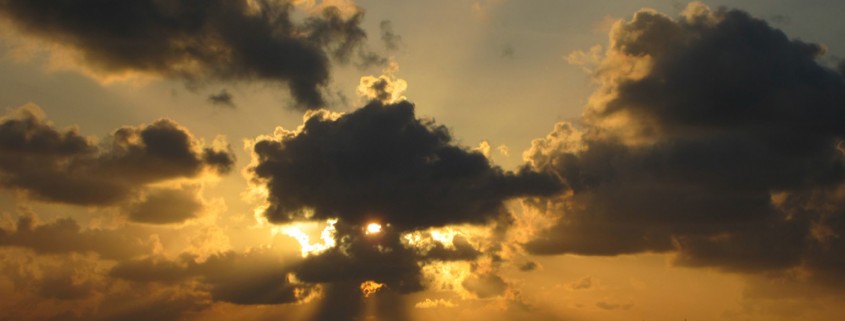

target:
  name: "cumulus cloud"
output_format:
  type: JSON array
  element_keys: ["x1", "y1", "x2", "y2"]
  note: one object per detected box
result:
[
  {"x1": 249, "y1": 101, "x2": 563, "y2": 231},
  {"x1": 523, "y1": 3, "x2": 845, "y2": 281},
  {"x1": 0, "y1": 0, "x2": 384, "y2": 108},
  {"x1": 244, "y1": 100, "x2": 562, "y2": 320},
  {"x1": 0, "y1": 104, "x2": 234, "y2": 206}
]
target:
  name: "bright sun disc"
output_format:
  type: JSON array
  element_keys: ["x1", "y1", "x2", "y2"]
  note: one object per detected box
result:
[{"x1": 366, "y1": 223, "x2": 382, "y2": 234}]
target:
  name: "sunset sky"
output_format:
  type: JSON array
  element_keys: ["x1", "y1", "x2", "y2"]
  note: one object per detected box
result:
[{"x1": 1, "y1": 1, "x2": 845, "y2": 321}]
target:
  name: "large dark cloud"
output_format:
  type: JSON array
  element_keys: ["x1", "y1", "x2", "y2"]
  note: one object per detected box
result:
[
  {"x1": 246, "y1": 100, "x2": 561, "y2": 319},
  {"x1": 249, "y1": 100, "x2": 563, "y2": 231},
  {"x1": 524, "y1": 4, "x2": 845, "y2": 280},
  {"x1": 0, "y1": 0, "x2": 382, "y2": 108},
  {"x1": 0, "y1": 104, "x2": 233, "y2": 206}
]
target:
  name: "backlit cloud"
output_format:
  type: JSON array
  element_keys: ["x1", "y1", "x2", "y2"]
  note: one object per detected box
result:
[
  {"x1": 0, "y1": 0, "x2": 384, "y2": 108},
  {"x1": 524, "y1": 3, "x2": 845, "y2": 285},
  {"x1": 0, "y1": 104, "x2": 234, "y2": 207}
]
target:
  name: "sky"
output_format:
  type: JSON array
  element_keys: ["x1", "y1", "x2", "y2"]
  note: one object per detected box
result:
[{"x1": 1, "y1": 1, "x2": 845, "y2": 321}]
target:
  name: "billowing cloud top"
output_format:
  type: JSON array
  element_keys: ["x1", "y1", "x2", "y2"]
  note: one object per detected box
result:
[
  {"x1": 525, "y1": 3, "x2": 845, "y2": 282},
  {"x1": 0, "y1": 0, "x2": 380, "y2": 108},
  {"x1": 249, "y1": 101, "x2": 564, "y2": 231}
]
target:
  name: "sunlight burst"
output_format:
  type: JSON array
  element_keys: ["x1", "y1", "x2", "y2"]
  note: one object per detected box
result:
[
  {"x1": 360, "y1": 280, "x2": 385, "y2": 298},
  {"x1": 366, "y1": 222, "x2": 382, "y2": 235},
  {"x1": 276, "y1": 219, "x2": 338, "y2": 257}
]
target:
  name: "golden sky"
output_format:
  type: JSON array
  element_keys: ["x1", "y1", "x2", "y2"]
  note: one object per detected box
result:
[{"x1": 1, "y1": 1, "x2": 845, "y2": 321}]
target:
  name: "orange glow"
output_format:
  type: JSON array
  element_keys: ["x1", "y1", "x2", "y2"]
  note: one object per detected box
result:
[
  {"x1": 359, "y1": 280, "x2": 385, "y2": 298},
  {"x1": 365, "y1": 223, "x2": 382, "y2": 235}
]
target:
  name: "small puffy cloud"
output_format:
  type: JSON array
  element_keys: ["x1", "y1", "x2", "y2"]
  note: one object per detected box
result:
[
  {"x1": 357, "y1": 59, "x2": 408, "y2": 104},
  {"x1": 207, "y1": 89, "x2": 235, "y2": 108}
]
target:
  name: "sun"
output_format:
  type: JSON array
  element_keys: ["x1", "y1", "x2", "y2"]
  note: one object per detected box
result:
[{"x1": 365, "y1": 223, "x2": 382, "y2": 235}]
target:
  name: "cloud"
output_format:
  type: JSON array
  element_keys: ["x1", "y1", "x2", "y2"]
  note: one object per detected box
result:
[
  {"x1": 356, "y1": 59, "x2": 408, "y2": 104},
  {"x1": 124, "y1": 186, "x2": 205, "y2": 224},
  {"x1": 0, "y1": 0, "x2": 384, "y2": 109},
  {"x1": 110, "y1": 249, "x2": 311, "y2": 305},
  {"x1": 379, "y1": 20, "x2": 403, "y2": 51},
  {"x1": 461, "y1": 272, "x2": 508, "y2": 299},
  {"x1": 291, "y1": 225, "x2": 425, "y2": 293},
  {"x1": 207, "y1": 89, "x2": 235, "y2": 108},
  {"x1": 0, "y1": 104, "x2": 234, "y2": 206},
  {"x1": 523, "y1": 2, "x2": 845, "y2": 281},
  {"x1": 415, "y1": 298, "x2": 457, "y2": 309},
  {"x1": 0, "y1": 214, "x2": 153, "y2": 260},
  {"x1": 245, "y1": 99, "x2": 561, "y2": 319},
  {"x1": 249, "y1": 101, "x2": 563, "y2": 231}
]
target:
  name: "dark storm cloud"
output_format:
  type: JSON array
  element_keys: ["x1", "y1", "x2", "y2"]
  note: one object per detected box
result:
[
  {"x1": 0, "y1": 104, "x2": 233, "y2": 206},
  {"x1": 0, "y1": 215, "x2": 151, "y2": 260},
  {"x1": 249, "y1": 100, "x2": 563, "y2": 231},
  {"x1": 0, "y1": 0, "x2": 383, "y2": 109},
  {"x1": 524, "y1": 4, "x2": 845, "y2": 277},
  {"x1": 110, "y1": 250, "x2": 310, "y2": 305},
  {"x1": 207, "y1": 89, "x2": 235, "y2": 108}
]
